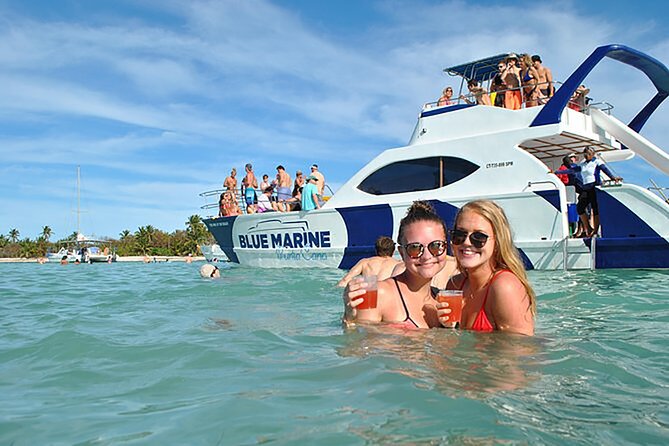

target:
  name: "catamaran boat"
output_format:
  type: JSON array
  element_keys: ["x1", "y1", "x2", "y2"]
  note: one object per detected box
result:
[
  {"x1": 46, "y1": 233, "x2": 117, "y2": 263},
  {"x1": 202, "y1": 44, "x2": 669, "y2": 270}
]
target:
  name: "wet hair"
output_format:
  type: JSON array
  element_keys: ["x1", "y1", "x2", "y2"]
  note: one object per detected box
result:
[
  {"x1": 397, "y1": 201, "x2": 447, "y2": 245},
  {"x1": 453, "y1": 200, "x2": 536, "y2": 315},
  {"x1": 375, "y1": 236, "x2": 396, "y2": 257}
]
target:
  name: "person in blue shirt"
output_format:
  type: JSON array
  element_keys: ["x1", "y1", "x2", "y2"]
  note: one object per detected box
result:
[
  {"x1": 301, "y1": 175, "x2": 321, "y2": 211},
  {"x1": 555, "y1": 147, "x2": 622, "y2": 237}
]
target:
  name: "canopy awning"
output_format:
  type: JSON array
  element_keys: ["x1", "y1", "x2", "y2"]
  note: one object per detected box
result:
[{"x1": 443, "y1": 53, "x2": 521, "y2": 83}]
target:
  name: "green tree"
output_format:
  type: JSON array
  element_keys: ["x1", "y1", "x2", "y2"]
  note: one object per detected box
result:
[
  {"x1": 119, "y1": 229, "x2": 131, "y2": 240},
  {"x1": 8, "y1": 228, "x2": 19, "y2": 243},
  {"x1": 185, "y1": 215, "x2": 209, "y2": 253},
  {"x1": 41, "y1": 226, "x2": 53, "y2": 242}
]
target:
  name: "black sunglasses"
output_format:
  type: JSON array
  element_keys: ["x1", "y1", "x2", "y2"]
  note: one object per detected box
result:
[
  {"x1": 210, "y1": 265, "x2": 219, "y2": 277},
  {"x1": 400, "y1": 240, "x2": 447, "y2": 259},
  {"x1": 449, "y1": 229, "x2": 490, "y2": 249}
]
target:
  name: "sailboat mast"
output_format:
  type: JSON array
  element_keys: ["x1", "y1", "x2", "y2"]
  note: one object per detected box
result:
[{"x1": 77, "y1": 165, "x2": 81, "y2": 237}]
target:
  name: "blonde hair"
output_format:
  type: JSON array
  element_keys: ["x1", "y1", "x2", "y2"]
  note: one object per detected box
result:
[
  {"x1": 520, "y1": 53, "x2": 533, "y2": 68},
  {"x1": 453, "y1": 200, "x2": 536, "y2": 315}
]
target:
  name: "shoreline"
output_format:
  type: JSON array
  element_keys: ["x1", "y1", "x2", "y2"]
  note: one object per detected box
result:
[{"x1": 0, "y1": 256, "x2": 207, "y2": 264}]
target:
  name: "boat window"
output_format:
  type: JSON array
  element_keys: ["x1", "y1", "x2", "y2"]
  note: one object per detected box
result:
[{"x1": 357, "y1": 156, "x2": 479, "y2": 195}]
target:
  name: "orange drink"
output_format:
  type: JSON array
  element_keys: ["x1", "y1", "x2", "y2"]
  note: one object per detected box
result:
[
  {"x1": 437, "y1": 290, "x2": 463, "y2": 328},
  {"x1": 356, "y1": 275, "x2": 378, "y2": 310}
]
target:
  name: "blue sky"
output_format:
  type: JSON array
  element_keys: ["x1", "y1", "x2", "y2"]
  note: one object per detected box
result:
[{"x1": 1, "y1": 0, "x2": 668, "y2": 240}]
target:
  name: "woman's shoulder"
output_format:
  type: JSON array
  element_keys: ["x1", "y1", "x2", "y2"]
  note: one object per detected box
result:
[{"x1": 489, "y1": 270, "x2": 525, "y2": 298}]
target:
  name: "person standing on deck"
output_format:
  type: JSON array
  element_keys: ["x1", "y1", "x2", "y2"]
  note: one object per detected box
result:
[
  {"x1": 223, "y1": 168, "x2": 238, "y2": 199},
  {"x1": 301, "y1": 175, "x2": 321, "y2": 211},
  {"x1": 310, "y1": 164, "x2": 325, "y2": 196},
  {"x1": 242, "y1": 163, "x2": 258, "y2": 213},
  {"x1": 532, "y1": 54, "x2": 554, "y2": 101},
  {"x1": 275, "y1": 165, "x2": 292, "y2": 202}
]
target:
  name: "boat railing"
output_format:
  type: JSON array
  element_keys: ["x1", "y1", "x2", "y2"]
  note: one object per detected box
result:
[
  {"x1": 422, "y1": 80, "x2": 612, "y2": 116},
  {"x1": 200, "y1": 183, "x2": 336, "y2": 217}
]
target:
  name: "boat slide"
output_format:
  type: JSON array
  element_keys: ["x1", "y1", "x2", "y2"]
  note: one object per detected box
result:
[{"x1": 590, "y1": 108, "x2": 669, "y2": 176}]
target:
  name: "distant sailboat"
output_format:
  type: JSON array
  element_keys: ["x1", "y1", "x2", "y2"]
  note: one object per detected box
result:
[{"x1": 46, "y1": 166, "x2": 117, "y2": 263}]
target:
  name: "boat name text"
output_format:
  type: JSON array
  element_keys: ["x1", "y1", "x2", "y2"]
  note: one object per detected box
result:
[{"x1": 239, "y1": 231, "x2": 332, "y2": 249}]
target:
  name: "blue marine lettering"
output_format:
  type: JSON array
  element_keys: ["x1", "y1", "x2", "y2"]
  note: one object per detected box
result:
[{"x1": 240, "y1": 231, "x2": 331, "y2": 249}]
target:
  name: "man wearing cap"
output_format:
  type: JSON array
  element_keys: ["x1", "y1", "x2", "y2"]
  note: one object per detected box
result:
[
  {"x1": 310, "y1": 164, "x2": 325, "y2": 196},
  {"x1": 532, "y1": 55, "x2": 554, "y2": 100},
  {"x1": 301, "y1": 174, "x2": 321, "y2": 211}
]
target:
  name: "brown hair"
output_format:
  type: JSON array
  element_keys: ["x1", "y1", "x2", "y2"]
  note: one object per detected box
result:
[
  {"x1": 397, "y1": 201, "x2": 447, "y2": 245},
  {"x1": 375, "y1": 236, "x2": 396, "y2": 257},
  {"x1": 453, "y1": 200, "x2": 536, "y2": 315}
]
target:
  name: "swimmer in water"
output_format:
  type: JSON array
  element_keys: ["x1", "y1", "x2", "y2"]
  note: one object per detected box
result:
[{"x1": 200, "y1": 264, "x2": 221, "y2": 278}]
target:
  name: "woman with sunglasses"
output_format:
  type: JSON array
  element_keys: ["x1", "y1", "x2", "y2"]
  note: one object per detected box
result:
[
  {"x1": 437, "y1": 200, "x2": 536, "y2": 335},
  {"x1": 342, "y1": 201, "x2": 450, "y2": 329}
]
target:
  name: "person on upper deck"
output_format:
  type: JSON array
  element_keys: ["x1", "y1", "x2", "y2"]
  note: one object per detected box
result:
[
  {"x1": 260, "y1": 174, "x2": 270, "y2": 192},
  {"x1": 502, "y1": 54, "x2": 522, "y2": 110},
  {"x1": 532, "y1": 54, "x2": 554, "y2": 101},
  {"x1": 520, "y1": 54, "x2": 542, "y2": 107},
  {"x1": 437, "y1": 87, "x2": 454, "y2": 107},
  {"x1": 460, "y1": 79, "x2": 492, "y2": 105},
  {"x1": 436, "y1": 200, "x2": 536, "y2": 335},
  {"x1": 554, "y1": 147, "x2": 622, "y2": 237},
  {"x1": 568, "y1": 85, "x2": 590, "y2": 112},
  {"x1": 490, "y1": 61, "x2": 508, "y2": 107}
]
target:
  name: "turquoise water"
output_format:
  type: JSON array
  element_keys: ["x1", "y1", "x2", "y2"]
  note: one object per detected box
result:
[{"x1": 1, "y1": 262, "x2": 668, "y2": 445}]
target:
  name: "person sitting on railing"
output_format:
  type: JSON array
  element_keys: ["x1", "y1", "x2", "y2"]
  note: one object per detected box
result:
[
  {"x1": 437, "y1": 87, "x2": 454, "y2": 106},
  {"x1": 278, "y1": 186, "x2": 302, "y2": 212},
  {"x1": 254, "y1": 185, "x2": 279, "y2": 213},
  {"x1": 219, "y1": 191, "x2": 241, "y2": 217},
  {"x1": 502, "y1": 54, "x2": 522, "y2": 110},
  {"x1": 460, "y1": 79, "x2": 491, "y2": 105},
  {"x1": 490, "y1": 61, "x2": 507, "y2": 107},
  {"x1": 520, "y1": 54, "x2": 542, "y2": 107},
  {"x1": 532, "y1": 54, "x2": 554, "y2": 101},
  {"x1": 568, "y1": 85, "x2": 590, "y2": 112}
]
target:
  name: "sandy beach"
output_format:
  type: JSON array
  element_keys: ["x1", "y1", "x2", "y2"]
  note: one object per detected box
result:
[{"x1": 0, "y1": 256, "x2": 207, "y2": 263}]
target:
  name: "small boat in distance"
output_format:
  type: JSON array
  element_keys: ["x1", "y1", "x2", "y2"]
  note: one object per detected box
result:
[
  {"x1": 46, "y1": 166, "x2": 118, "y2": 263},
  {"x1": 199, "y1": 244, "x2": 228, "y2": 263},
  {"x1": 201, "y1": 44, "x2": 669, "y2": 270}
]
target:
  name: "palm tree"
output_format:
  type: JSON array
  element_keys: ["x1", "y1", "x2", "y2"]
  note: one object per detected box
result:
[
  {"x1": 41, "y1": 226, "x2": 53, "y2": 242},
  {"x1": 8, "y1": 228, "x2": 19, "y2": 243},
  {"x1": 186, "y1": 215, "x2": 208, "y2": 245},
  {"x1": 119, "y1": 229, "x2": 131, "y2": 240}
]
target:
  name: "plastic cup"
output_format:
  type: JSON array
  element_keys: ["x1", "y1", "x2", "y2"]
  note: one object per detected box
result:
[
  {"x1": 356, "y1": 275, "x2": 378, "y2": 310},
  {"x1": 437, "y1": 290, "x2": 463, "y2": 328}
]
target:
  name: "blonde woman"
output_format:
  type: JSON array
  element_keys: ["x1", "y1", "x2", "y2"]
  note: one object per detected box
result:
[
  {"x1": 437, "y1": 200, "x2": 536, "y2": 335},
  {"x1": 520, "y1": 54, "x2": 542, "y2": 107}
]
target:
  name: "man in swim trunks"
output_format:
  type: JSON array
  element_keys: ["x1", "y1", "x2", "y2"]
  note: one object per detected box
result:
[
  {"x1": 242, "y1": 163, "x2": 258, "y2": 213},
  {"x1": 275, "y1": 165, "x2": 292, "y2": 201},
  {"x1": 337, "y1": 236, "x2": 403, "y2": 287},
  {"x1": 532, "y1": 55, "x2": 554, "y2": 102}
]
